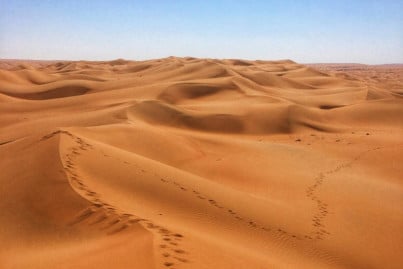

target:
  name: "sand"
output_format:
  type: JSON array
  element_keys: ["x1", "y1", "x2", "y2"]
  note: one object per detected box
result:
[{"x1": 0, "y1": 57, "x2": 402, "y2": 269}]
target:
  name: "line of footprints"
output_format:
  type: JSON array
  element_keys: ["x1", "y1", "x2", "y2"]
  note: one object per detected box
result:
[
  {"x1": 41, "y1": 129, "x2": 387, "y2": 265},
  {"x1": 304, "y1": 145, "x2": 384, "y2": 240},
  {"x1": 42, "y1": 131, "x2": 189, "y2": 269}
]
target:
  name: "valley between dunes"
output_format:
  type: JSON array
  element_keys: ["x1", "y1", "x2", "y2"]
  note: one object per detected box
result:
[{"x1": 0, "y1": 57, "x2": 402, "y2": 269}]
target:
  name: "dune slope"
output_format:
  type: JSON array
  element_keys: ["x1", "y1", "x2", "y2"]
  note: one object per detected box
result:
[{"x1": 1, "y1": 58, "x2": 402, "y2": 269}]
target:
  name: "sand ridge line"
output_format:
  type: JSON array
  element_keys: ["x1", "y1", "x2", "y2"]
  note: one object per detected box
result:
[{"x1": 54, "y1": 130, "x2": 190, "y2": 269}]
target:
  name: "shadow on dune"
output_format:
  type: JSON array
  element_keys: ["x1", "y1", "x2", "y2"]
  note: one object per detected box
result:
[{"x1": 2, "y1": 85, "x2": 90, "y2": 100}]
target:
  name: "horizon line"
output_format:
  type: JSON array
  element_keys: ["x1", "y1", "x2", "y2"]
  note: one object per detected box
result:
[{"x1": 1, "y1": 57, "x2": 402, "y2": 66}]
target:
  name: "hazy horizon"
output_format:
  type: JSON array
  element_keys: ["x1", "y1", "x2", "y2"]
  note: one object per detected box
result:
[
  {"x1": 1, "y1": 0, "x2": 402, "y2": 64},
  {"x1": 1, "y1": 57, "x2": 403, "y2": 66}
]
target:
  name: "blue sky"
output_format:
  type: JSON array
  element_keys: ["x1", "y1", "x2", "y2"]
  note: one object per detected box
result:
[{"x1": 0, "y1": 0, "x2": 402, "y2": 63}]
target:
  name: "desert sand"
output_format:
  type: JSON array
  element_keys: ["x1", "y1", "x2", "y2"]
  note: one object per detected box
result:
[{"x1": 0, "y1": 57, "x2": 402, "y2": 269}]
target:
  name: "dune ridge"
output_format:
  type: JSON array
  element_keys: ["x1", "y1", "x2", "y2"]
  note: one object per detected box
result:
[{"x1": 1, "y1": 58, "x2": 402, "y2": 269}]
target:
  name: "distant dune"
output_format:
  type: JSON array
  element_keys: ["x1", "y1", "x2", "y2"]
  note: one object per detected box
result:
[{"x1": 0, "y1": 57, "x2": 402, "y2": 269}]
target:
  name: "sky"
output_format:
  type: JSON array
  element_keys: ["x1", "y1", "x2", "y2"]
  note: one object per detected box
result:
[{"x1": 0, "y1": 0, "x2": 402, "y2": 64}]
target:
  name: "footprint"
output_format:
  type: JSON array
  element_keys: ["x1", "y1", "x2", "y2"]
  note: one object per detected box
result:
[
  {"x1": 69, "y1": 208, "x2": 96, "y2": 225},
  {"x1": 173, "y1": 257, "x2": 189, "y2": 263},
  {"x1": 173, "y1": 233, "x2": 183, "y2": 238},
  {"x1": 89, "y1": 214, "x2": 108, "y2": 225},
  {"x1": 101, "y1": 219, "x2": 120, "y2": 230},
  {"x1": 227, "y1": 209, "x2": 236, "y2": 215},
  {"x1": 107, "y1": 224, "x2": 128, "y2": 235},
  {"x1": 159, "y1": 228, "x2": 171, "y2": 234},
  {"x1": 146, "y1": 223, "x2": 157, "y2": 229}
]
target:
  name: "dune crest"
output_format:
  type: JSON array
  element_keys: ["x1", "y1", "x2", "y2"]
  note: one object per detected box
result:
[{"x1": 1, "y1": 58, "x2": 402, "y2": 269}]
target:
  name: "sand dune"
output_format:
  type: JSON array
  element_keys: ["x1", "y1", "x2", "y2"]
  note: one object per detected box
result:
[{"x1": 0, "y1": 58, "x2": 402, "y2": 269}]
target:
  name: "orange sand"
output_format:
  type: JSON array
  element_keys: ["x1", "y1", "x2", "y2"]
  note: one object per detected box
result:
[{"x1": 1, "y1": 58, "x2": 402, "y2": 269}]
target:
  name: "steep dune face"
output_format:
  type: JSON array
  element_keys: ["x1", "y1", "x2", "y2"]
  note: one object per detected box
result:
[{"x1": 0, "y1": 58, "x2": 402, "y2": 269}]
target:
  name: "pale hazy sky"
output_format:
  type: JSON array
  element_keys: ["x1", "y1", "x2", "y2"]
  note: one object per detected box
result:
[{"x1": 0, "y1": 0, "x2": 402, "y2": 63}]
